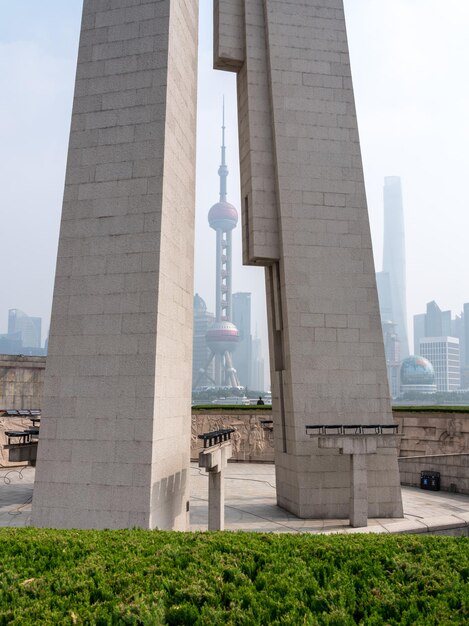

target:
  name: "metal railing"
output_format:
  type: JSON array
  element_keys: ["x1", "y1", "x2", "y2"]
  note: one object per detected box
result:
[
  {"x1": 198, "y1": 428, "x2": 235, "y2": 449},
  {"x1": 305, "y1": 424, "x2": 399, "y2": 435}
]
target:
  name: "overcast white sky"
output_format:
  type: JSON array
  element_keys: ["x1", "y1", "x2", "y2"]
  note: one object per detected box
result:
[{"x1": 1, "y1": 1, "x2": 468, "y2": 362}]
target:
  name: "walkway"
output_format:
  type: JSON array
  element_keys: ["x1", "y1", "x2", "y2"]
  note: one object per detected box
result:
[{"x1": 1, "y1": 463, "x2": 468, "y2": 535}]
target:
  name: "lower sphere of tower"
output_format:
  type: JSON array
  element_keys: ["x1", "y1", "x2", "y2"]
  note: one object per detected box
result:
[{"x1": 206, "y1": 321, "x2": 239, "y2": 354}]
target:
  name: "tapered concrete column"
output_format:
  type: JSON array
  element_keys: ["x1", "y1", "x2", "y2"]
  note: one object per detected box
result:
[
  {"x1": 214, "y1": 0, "x2": 403, "y2": 521},
  {"x1": 199, "y1": 441, "x2": 232, "y2": 530},
  {"x1": 350, "y1": 454, "x2": 368, "y2": 528},
  {"x1": 32, "y1": 0, "x2": 199, "y2": 531}
]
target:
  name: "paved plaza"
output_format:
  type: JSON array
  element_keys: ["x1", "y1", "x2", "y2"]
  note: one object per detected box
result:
[{"x1": 1, "y1": 463, "x2": 468, "y2": 535}]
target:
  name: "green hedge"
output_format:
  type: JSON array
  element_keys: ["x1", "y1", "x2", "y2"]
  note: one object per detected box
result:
[
  {"x1": 192, "y1": 405, "x2": 469, "y2": 413},
  {"x1": 0, "y1": 530, "x2": 467, "y2": 625},
  {"x1": 192, "y1": 405, "x2": 272, "y2": 411},
  {"x1": 392, "y1": 406, "x2": 469, "y2": 413}
]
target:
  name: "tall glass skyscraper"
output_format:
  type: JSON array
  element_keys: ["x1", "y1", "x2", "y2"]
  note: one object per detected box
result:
[
  {"x1": 7, "y1": 309, "x2": 42, "y2": 349},
  {"x1": 382, "y1": 176, "x2": 409, "y2": 358},
  {"x1": 232, "y1": 292, "x2": 252, "y2": 388}
]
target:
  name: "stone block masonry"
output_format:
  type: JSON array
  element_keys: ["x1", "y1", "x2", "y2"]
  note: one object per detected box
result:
[
  {"x1": 0, "y1": 355, "x2": 46, "y2": 410},
  {"x1": 214, "y1": 0, "x2": 403, "y2": 519},
  {"x1": 32, "y1": 0, "x2": 199, "y2": 530}
]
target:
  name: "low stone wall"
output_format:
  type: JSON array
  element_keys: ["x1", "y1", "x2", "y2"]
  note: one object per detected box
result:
[
  {"x1": 191, "y1": 408, "x2": 469, "y2": 463},
  {"x1": 0, "y1": 355, "x2": 46, "y2": 410},
  {"x1": 0, "y1": 363, "x2": 467, "y2": 469},
  {"x1": 191, "y1": 409, "x2": 274, "y2": 462},
  {"x1": 398, "y1": 454, "x2": 469, "y2": 495},
  {"x1": 394, "y1": 410, "x2": 469, "y2": 457}
]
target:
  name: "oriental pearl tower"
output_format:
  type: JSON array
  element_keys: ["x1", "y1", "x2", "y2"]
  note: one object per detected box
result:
[{"x1": 203, "y1": 105, "x2": 240, "y2": 387}]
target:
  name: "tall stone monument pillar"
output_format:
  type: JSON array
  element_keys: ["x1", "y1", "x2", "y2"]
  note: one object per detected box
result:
[
  {"x1": 32, "y1": 0, "x2": 198, "y2": 529},
  {"x1": 214, "y1": 0, "x2": 403, "y2": 519}
]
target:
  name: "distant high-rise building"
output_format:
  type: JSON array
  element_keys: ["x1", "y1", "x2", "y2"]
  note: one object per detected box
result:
[
  {"x1": 0, "y1": 309, "x2": 44, "y2": 356},
  {"x1": 375, "y1": 272, "x2": 393, "y2": 323},
  {"x1": 413, "y1": 313, "x2": 426, "y2": 356},
  {"x1": 8, "y1": 309, "x2": 41, "y2": 349},
  {"x1": 419, "y1": 337, "x2": 460, "y2": 391},
  {"x1": 425, "y1": 301, "x2": 451, "y2": 338},
  {"x1": 251, "y1": 334, "x2": 265, "y2": 393},
  {"x1": 451, "y1": 313, "x2": 465, "y2": 369},
  {"x1": 381, "y1": 320, "x2": 401, "y2": 398},
  {"x1": 382, "y1": 176, "x2": 409, "y2": 358},
  {"x1": 464, "y1": 303, "x2": 469, "y2": 368},
  {"x1": 0, "y1": 333, "x2": 23, "y2": 355},
  {"x1": 232, "y1": 292, "x2": 252, "y2": 388},
  {"x1": 192, "y1": 294, "x2": 215, "y2": 388}
]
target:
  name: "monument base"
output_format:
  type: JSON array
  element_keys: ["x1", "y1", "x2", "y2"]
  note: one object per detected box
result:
[{"x1": 275, "y1": 447, "x2": 403, "y2": 520}]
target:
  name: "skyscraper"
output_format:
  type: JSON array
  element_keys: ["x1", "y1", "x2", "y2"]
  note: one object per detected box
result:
[
  {"x1": 425, "y1": 301, "x2": 451, "y2": 337},
  {"x1": 463, "y1": 303, "x2": 469, "y2": 368},
  {"x1": 192, "y1": 294, "x2": 215, "y2": 387},
  {"x1": 232, "y1": 292, "x2": 252, "y2": 387},
  {"x1": 375, "y1": 271, "x2": 393, "y2": 323},
  {"x1": 413, "y1": 313, "x2": 426, "y2": 355},
  {"x1": 382, "y1": 177, "x2": 409, "y2": 358},
  {"x1": 419, "y1": 337, "x2": 460, "y2": 391},
  {"x1": 8, "y1": 309, "x2": 41, "y2": 349},
  {"x1": 251, "y1": 333, "x2": 265, "y2": 393},
  {"x1": 381, "y1": 320, "x2": 401, "y2": 398}
]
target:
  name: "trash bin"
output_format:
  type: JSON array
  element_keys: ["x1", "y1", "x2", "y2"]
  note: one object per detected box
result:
[{"x1": 420, "y1": 471, "x2": 440, "y2": 491}]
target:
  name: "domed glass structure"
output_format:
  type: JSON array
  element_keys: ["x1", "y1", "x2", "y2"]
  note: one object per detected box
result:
[{"x1": 399, "y1": 356, "x2": 437, "y2": 394}]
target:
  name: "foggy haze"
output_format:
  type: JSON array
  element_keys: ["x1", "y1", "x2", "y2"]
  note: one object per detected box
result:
[{"x1": 1, "y1": 1, "x2": 468, "y2": 364}]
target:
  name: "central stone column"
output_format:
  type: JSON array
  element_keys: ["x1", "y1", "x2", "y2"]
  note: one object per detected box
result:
[
  {"x1": 214, "y1": 0, "x2": 403, "y2": 520},
  {"x1": 32, "y1": 0, "x2": 199, "y2": 530}
]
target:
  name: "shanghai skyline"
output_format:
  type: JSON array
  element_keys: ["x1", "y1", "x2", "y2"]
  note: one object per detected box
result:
[{"x1": 1, "y1": 0, "x2": 468, "y2": 362}]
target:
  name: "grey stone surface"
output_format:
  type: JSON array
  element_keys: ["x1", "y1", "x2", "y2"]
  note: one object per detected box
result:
[
  {"x1": 394, "y1": 411, "x2": 469, "y2": 456},
  {"x1": 32, "y1": 0, "x2": 198, "y2": 530},
  {"x1": 399, "y1": 453, "x2": 469, "y2": 495},
  {"x1": 214, "y1": 0, "x2": 403, "y2": 519},
  {"x1": 191, "y1": 410, "x2": 274, "y2": 462},
  {"x1": 0, "y1": 355, "x2": 46, "y2": 410},
  {"x1": 3, "y1": 465, "x2": 469, "y2": 536},
  {"x1": 199, "y1": 441, "x2": 233, "y2": 530}
]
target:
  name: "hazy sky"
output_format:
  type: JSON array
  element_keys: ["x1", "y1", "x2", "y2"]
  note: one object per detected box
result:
[{"x1": 1, "y1": 1, "x2": 468, "y2": 362}]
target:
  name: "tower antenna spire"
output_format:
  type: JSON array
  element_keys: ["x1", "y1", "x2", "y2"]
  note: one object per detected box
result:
[{"x1": 219, "y1": 96, "x2": 228, "y2": 201}]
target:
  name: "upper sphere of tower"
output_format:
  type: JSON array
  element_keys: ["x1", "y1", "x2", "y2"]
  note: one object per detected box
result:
[{"x1": 208, "y1": 200, "x2": 238, "y2": 231}]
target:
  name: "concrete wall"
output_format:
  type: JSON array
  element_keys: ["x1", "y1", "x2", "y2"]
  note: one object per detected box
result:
[
  {"x1": 191, "y1": 409, "x2": 274, "y2": 462},
  {"x1": 394, "y1": 411, "x2": 469, "y2": 456},
  {"x1": 399, "y1": 454, "x2": 469, "y2": 495},
  {"x1": 0, "y1": 355, "x2": 46, "y2": 410},
  {"x1": 191, "y1": 408, "x2": 469, "y2": 464},
  {"x1": 1, "y1": 365, "x2": 467, "y2": 464}
]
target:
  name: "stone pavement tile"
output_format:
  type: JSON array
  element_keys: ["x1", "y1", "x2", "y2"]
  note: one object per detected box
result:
[
  {"x1": 377, "y1": 518, "x2": 429, "y2": 534},
  {"x1": 415, "y1": 515, "x2": 469, "y2": 532},
  {"x1": 0, "y1": 466, "x2": 34, "y2": 528}
]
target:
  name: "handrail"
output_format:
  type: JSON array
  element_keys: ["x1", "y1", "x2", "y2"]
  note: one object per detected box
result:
[{"x1": 198, "y1": 428, "x2": 235, "y2": 449}]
